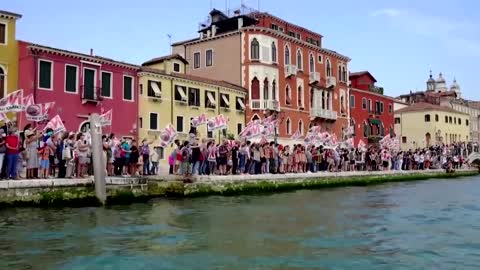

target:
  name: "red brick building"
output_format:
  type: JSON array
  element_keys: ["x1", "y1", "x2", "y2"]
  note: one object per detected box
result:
[
  {"x1": 349, "y1": 71, "x2": 395, "y2": 145},
  {"x1": 172, "y1": 8, "x2": 350, "y2": 143}
]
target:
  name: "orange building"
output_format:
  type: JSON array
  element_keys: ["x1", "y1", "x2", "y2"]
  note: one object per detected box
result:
[{"x1": 173, "y1": 8, "x2": 350, "y2": 143}]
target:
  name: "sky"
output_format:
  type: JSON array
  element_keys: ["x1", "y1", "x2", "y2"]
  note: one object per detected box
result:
[{"x1": 3, "y1": 0, "x2": 479, "y2": 99}]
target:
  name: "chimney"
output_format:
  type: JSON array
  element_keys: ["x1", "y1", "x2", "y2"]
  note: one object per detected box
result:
[
  {"x1": 211, "y1": 25, "x2": 217, "y2": 36},
  {"x1": 90, "y1": 48, "x2": 93, "y2": 56},
  {"x1": 238, "y1": 17, "x2": 244, "y2": 29}
]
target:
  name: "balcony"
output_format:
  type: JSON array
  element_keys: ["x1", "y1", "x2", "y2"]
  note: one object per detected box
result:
[
  {"x1": 81, "y1": 86, "x2": 102, "y2": 104},
  {"x1": 326, "y1": 76, "x2": 337, "y2": 88},
  {"x1": 309, "y1": 72, "x2": 320, "y2": 84},
  {"x1": 369, "y1": 86, "x2": 385, "y2": 95},
  {"x1": 250, "y1": 99, "x2": 280, "y2": 112},
  {"x1": 285, "y1": 65, "x2": 297, "y2": 78},
  {"x1": 311, "y1": 107, "x2": 337, "y2": 121}
]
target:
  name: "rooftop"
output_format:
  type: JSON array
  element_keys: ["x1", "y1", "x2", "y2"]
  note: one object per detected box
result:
[
  {"x1": 0, "y1": 10, "x2": 22, "y2": 19},
  {"x1": 395, "y1": 102, "x2": 468, "y2": 115},
  {"x1": 140, "y1": 67, "x2": 246, "y2": 93},
  {"x1": 142, "y1": 54, "x2": 188, "y2": 66},
  {"x1": 349, "y1": 71, "x2": 377, "y2": 83}
]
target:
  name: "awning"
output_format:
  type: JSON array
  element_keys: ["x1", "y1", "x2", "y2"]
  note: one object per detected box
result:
[
  {"x1": 369, "y1": 119, "x2": 381, "y2": 125},
  {"x1": 221, "y1": 94, "x2": 230, "y2": 106},
  {"x1": 206, "y1": 92, "x2": 216, "y2": 106},
  {"x1": 150, "y1": 81, "x2": 161, "y2": 96},
  {"x1": 177, "y1": 86, "x2": 187, "y2": 101},
  {"x1": 237, "y1": 98, "x2": 246, "y2": 110}
]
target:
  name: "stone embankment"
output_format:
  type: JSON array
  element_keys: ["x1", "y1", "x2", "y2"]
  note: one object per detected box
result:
[{"x1": 0, "y1": 169, "x2": 477, "y2": 208}]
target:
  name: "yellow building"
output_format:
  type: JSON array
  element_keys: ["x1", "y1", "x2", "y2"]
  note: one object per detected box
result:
[
  {"x1": 138, "y1": 54, "x2": 247, "y2": 164},
  {"x1": 394, "y1": 102, "x2": 470, "y2": 149},
  {"x1": 0, "y1": 10, "x2": 21, "y2": 99}
]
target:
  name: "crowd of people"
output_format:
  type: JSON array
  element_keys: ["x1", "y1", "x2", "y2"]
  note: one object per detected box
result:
[
  {"x1": 0, "y1": 124, "x2": 473, "y2": 180},
  {"x1": 170, "y1": 137, "x2": 472, "y2": 177}
]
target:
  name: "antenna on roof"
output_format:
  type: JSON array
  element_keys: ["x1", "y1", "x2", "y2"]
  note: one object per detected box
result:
[
  {"x1": 167, "y1": 34, "x2": 172, "y2": 54},
  {"x1": 257, "y1": 0, "x2": 260, "y2": 11}
]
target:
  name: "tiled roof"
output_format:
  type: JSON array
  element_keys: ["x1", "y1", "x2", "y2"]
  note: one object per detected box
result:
[
  {"x1": 139, "y1": 67, "x2": 246, "y2": 93},
  {"x1": 395, "y1": 102, "x2": 468, "y2": 115},
  {"x1": 172, "y1": 37, "x2": 201, "y2": 46},
  {"x1": 142, "y1": 54, "x2": 188, "y2": 66},
  {"x1": 349, "y1": 70, "x2": 377, "y2": 83},
  {"x1": 0, "y1": 10, "x2": 22, "y2": 19},
  {"x1": 24, "y1": 41, "x2": 139, "y2": 69}
]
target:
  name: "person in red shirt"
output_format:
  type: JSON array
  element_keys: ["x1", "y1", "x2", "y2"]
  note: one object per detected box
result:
[{"x1": 5, "y1": 130, "x2": 20, "y2": 180}]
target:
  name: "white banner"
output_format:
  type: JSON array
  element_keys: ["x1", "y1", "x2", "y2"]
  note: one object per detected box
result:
[{"x1": 0, "y1": 89, "x2": 24, "y2": 113}]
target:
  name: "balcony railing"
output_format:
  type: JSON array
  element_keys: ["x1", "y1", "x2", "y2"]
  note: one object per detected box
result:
[
  {"x1": 309, "y1": 72, "x2": 320, "y2": 84},
  {"x1": 369, "y1": 86, "x2": 385, "y2": 95},
  {"x1": 285, "y1": 65, "x2": 297, "y2": 77},
  {"x1": 81, "y1": 86, "x2": 102, "y2": 103},
  {"x1": 326, "y1": 76, "x2": 337, "y2": 88},
  {"x1": 311, "y1": 107, "x2": 338, "y2": 120},
  {"x1": 250, "y1": 99, "x2": 280, "y2": 111}
]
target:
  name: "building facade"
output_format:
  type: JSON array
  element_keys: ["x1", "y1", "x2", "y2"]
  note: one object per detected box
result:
[
  {"x1": 138, "y1": 54, "x2": 246, "y2": 164},
  {"x1": 17, "y1": 41, "x2": 139, "y2": 137},
  {"x1": 440, "y1": 99, "x2": 480, "y2": 143},
  {"x1": 349, "y1": 71, "x2": 395, "y2": 145},
  {"x1": 0, "y1": 10, "x2": 22, "y2": 99},
  {"x1": 172, "y1": 8, "x2": 350, "y2": 143},
  {"x1": 394, "y1": 102, "x2": 470, "y2": 150}
]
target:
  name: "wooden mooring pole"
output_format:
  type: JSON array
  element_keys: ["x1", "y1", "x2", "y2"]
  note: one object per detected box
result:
[{"x1": 90, "y1": 113, "x2": 106, "y2": 204}]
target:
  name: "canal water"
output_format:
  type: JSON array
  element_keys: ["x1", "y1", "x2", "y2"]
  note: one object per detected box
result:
[{"x1": 1, "y1": 176, "x2": 480, "y2": 270}]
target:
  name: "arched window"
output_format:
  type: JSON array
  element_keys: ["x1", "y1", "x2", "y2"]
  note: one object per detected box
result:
[
  {"x1": 0, "y1": 66, "x2": 5, "y2": 99},
  {"x1": 251, "y1": 114, "x2": 260, "y2": 122},
  {"x1": 299, "y1": 120, "x2": 304, "y2": 135},
  {"x1": 251, "y1": 38, "x2": 259, "y2": 60},
  {"x1": 425, "y1": 114, "x2": 431, "y2": 122},
  {"x1": 263, "y1": 78, "x2": 269, "y2": 100},
  {"x1": 449, "y1": 116, "x2": 452, "y2": 123},
  {"x1": 272, "y1": 80, "x2": 277, "y2": 100},
  {"x1": 342, "y1": 66, "x2": 347, "y2": 82},
  {"x1": 338, "y1": 65, "x2": 342, "y2": 80},
  {"x1": 310, "y1": 87, "x2": 314, "y2": 109},
  {"x1": 297, "y1": 49, "x2": 303, "y2": 70},
  {"x1": 285, "y1": 85, "x2": 291, "y2": 105},
  {"x1": 322, "y1": 91, "x2": 325, "y2": 109},
  {"x1": 251, "y1": 77, "x2": 260, "y2": 100},
  {"x1": 326, "y1": 59, "x2": 331, "y2": 77},
  {"x1": 271, "y1": 42, "x2": 277, "y2": 63},
  {"x1": 298, "y1": 86, "x2": 303, "y2": 108},
  {"x1": 435, "y1": 114, "x2": 439, "y2": 122},
  {"x1": 309, "y1": 54, "x2": 315, "y2": 72},
  {"x1": 285, "y1": 45, "x2": 290, "y2": 65},
  {"x1": 286, "y1": 118, "x2": 292, "y2": 135},
  {"x1": 350, "y1": 118, "x2": 356, "y2": 135},
  {"x1": 459, "y1": 118, "x2": 462, "y2": 125}
]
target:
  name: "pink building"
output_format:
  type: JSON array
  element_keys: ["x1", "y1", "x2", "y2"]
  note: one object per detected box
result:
[{"x1": 17, "y1": 41, "x2": 139, "y2": 138}]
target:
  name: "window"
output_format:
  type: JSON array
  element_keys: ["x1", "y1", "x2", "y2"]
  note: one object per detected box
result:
[
  {"x1": 207, "y1": 129, "x2": 213, "y2": 138},
  {"x1": 445, "y1": 116, "x2": 448, "y2": 123},
  {"x1": 0, "y1": 67, "x2": 4, "y2": 98},
  {"x1": 342, "y1": 66, "x2": 347, "y2": 82},
  {"x1": 174, "y1": 85, "x2": 187, "y2": 102},
  {"x1": 271, "y1": 24, "x2": 279, "y2": 30},
  {"x1": 285, "y1": 85, "x2": 291, "y2": 105},
  {"x1": 237, "y1": 123, "x2": 243, "y2": 135},
  {"x1": 309, "y1": 54, "x2": 315, "y2": 72},
  {"x1": 467, "y1": 120, "x2": 470, "y2": 126},
  {"x1": 0, "y1": 23, "x2": 5, "y2": 44},
  {"x1": 449, "y1": 116, "x2": 452, "y2": 124},
  {"x1": 251, "y1": 77, "x2": 260, "y2": 100},
  {"x1": 285, "y1": 45, "x2": 290, "y2": 65},
  {"x1": 263, "y1": 78, "x2": 269, "y2": 100},
  {"x1": 272, "y1": 80, "x2": 277, "y2": 100},
  {"x1": 298, "y1": 86, "x2": 304, "y2": 108},
  {"x1": 173, "y1": 63, "x2": 181, "y2": 72},
  {"x1": 139, "y1": 84, "x2": 143, "y2": 95},
  {"x1": 65, "y1": 65, "x2": 78, "y2": 93},
  {"x1": 147, "y1": 80, "x2": 162, "y2": 97},
  {"x1": 459, "y1": 118, "x2": 462, "y2": 125},
  {"x1": 350, "y1": 95, "x2": 355, "y2": 108},
  {"x1": 236, "y1": 97, "x2": 246, "y2": 111},
  {"x1": 123, "y1": 76, "x2": 133, "y2": 101},
  {"x1": 101, "y1": 72, "x2": 112, "y2": 97},
  {"x1": 402, "y1": 136, "x2": 407, "y2": 143},
  {"x1": 194, "y1": 52, "x2": 200, "y2": 69},
  {"x1": 395, "y1": 117, "x2": 401, "y2": 124},
  {"x1": 297, "y1": 49, "x2": 303, "y2": 70},
  {"x1": 220, "y1": 93, "x2": 230, "y2": 108},
  {"x1": 205, "y1": 90, "x2": 216, "y2": 109},
  {"x1": 435, "y1": 114, "x2": 439, "y2": 122},
  {"x1": 318, "y1": 55, "x2": 323, "y2": 63},
  {"x1": 138, "y1": 117, "x2": 143, "y2": 129},
  {"x1": 206, "y1": 49, "x2": 213, "y2": 67},
  {"x1": 368, "y1": 99, "x2": 372, "y2": 112},
  {"x1": 286, "y1": 118, "x2": 292, "y2": 135},
  {"x1": 326, "y1": 59, "x2": 331, "y2": 77},
  {"x1": 176, "y1": 116, "x2": 184, "y2": 132},
  {"x1": 271, "y1": 42, "x2": 277, "y2": 63},
  {"x1": 299, "y1": 120, "x2": 304, "y2": 135},
  {"x1": 338, "y1": 65, "x2": 342, "y2": 81},
  {"x1": 149, "y1": 113, "x2": 158, "y2": 130},
  {"x1": 188, "y1": 87, "x2": 200, "y2": 107},
  {"x1": 425, "y1": 114, "x2": 431, "y2": 122},
  {"x1": 251, "y1": 38, "x2": 260, "y2": 60},
  {"x1": 389, "y1": 104, "x2": 393, "y2": 113},
  {"x1": 39, "y1": 60, "x2": 53, "y2": 89},
  {"x1": 363, "y1": 122, "x2": 369, "y2": 137},
  {"x1": 288, "y1": 31, "x2": 296, "y2": 38},
  {"x1": 296, "y1": 33, "x2": 301, "y2": 39},
  {"x1": 362, "y1": 98, "x2": 367, "y2": 110},
  {"x1": 153, "y1": 147, "x2": 165, "y2": 160},
  {"x1": 454, "y1": 117, "x2": 457, "y2": 124}
]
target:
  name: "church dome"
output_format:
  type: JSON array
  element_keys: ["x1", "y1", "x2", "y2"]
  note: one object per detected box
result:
[
  {"x1": 450, "y1": 78, "x2": 460, "y2": 91},
  {"x1": 434, "y1": 72, "x2": 448, "y2": 92}
]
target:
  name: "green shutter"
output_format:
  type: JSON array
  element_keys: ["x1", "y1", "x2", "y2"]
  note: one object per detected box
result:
[
  {"x1": 65, "y1": 65, "x2": 77, "y2": 92},
  {"x1": 123, "y1": 76, "x2": 132, "y2": 100},
  {"x1": 369, "y1": 118, "x2": 381, "y2": 125},
  {"x1": 101, "y1": 72, "x2": 111, "y2": 97},
  {"x1": 39, "y1": 61, "x2": 52, "y2": 89}
]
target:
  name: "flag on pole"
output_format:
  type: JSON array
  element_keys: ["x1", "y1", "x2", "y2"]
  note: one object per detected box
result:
[
  {"x1": 44, "y1": 115, "x2": 66, "y2": 134},
  {"x1": 0, "y1": 89, "x2": 24, "y2": 112},
  {"x1": 291, "y1": 129, "x2": 302, "y2": 140},
  {"x1": 100, "y1": 109, "x2": 113, "y2": 126}
]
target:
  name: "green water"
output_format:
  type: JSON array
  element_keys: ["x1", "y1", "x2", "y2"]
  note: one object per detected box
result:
[{"x1": 2, "y1": 177, "x2": 480, "y2": 270}]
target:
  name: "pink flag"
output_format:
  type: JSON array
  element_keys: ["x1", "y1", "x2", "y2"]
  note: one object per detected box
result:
[
  {"x1": 44, "y1": 115, "x2": 66, "y2": 134},
  {"x1": 23, "y1": 94, "x2": 34, "y2": 108},
  {"x1": 0, "y1": 89, "x2": 24, "y2": 112},
  {"x1": 100, "y1": 109, "x2": 113, "y2": 126},
  {"x1": 291, "y1": 129, "x2": 302, "y2": 140},
  {"x1": 26, "y1": 102, "x2": 55, "y2": 122},
  {"x1": 191, "y1": 113, "x2": 207, "y2": 127},
  {"x1": 159, "y1": 124, "x2": 177, "y2": 147}
]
